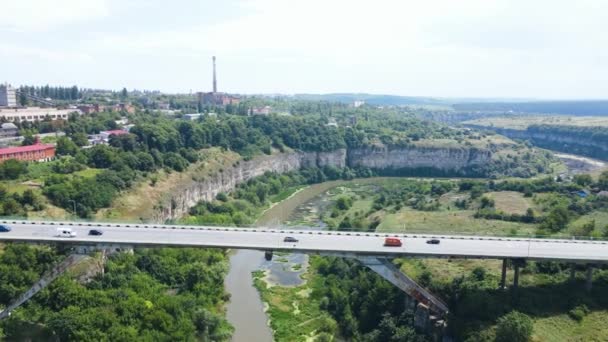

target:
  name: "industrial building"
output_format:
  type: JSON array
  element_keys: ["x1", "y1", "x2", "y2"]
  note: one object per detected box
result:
[
  {"x1": 197, "y1": 56, "x2": 240, "y2": 106},
  {"x1": 0, "y1": 84, "x2": 17, "y2": 107},
  {"x1": 0, "y1": 141, "x2": 55, "y2": 163},
  {"x1": 0, "y1": 107, "x2": 81, "y2": 122}
]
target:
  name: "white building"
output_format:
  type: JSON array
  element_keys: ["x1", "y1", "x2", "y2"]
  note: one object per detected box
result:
[
  {"x1": 353, "y1": 100, "x2": 365, "y2": 108},
  {"x1": 0, "y1": 84, "x2": 17, "y2": 107},
  {"x1": 183, "y1": 113, "x2": 202, "y2": 121},
  {"x1": 0, "y1": 107, "x2": 81, "y2": 122}
]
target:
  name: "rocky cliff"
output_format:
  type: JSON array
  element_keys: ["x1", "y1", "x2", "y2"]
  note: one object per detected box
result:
[
  {"x1": 467, "y1": 126, "x2": 608, "y2": 160},
  {"x1": 152, "y1": 146, "x2": 492, "y2": 222},
  {"x1": 347, "y1": 146, "x2": 491, "y2": 171},
  {"x1": 153, "y1": 149, "x2": 347, "y2": 222}
]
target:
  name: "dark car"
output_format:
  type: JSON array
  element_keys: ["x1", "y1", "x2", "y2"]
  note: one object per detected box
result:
[
  {"x1": 283, "y1": 236, "x2": 298, "y2": 243},
  {"x1": 0, "y1": 225, "x2": 12, "y2": 232},
  {"x1": 88, "y1": 229, "x2": 103, "y2": 236},
  {"x1": 426, "y1": 239, "x2": 440, "y2": 245}
]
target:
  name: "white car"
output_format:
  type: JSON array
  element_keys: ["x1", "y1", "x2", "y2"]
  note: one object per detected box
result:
[{"x1": 56, "y1": 228, "x2": 77, "y2": 238}]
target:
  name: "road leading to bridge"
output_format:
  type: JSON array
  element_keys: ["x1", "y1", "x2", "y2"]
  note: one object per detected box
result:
[{"x1": 1, "y1": 220, "x2": 608, "y2": 263}]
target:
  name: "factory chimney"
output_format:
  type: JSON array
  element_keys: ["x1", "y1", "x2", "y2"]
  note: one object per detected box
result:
[{"x1": 212, "y1": 56, "x2": 217, "y2": 93}]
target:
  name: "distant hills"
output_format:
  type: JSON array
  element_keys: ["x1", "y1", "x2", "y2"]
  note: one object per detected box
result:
[
  {"x1": 453, "y1": 100, "x2": 608, "y2": 116},
  {"x1": 292, "y1": 93, "x2": 608, "y2": 116}
]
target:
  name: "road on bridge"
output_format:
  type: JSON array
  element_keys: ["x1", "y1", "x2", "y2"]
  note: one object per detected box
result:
[{"x1": 1, "y1": 220, "x2": 607, "y2": 262}]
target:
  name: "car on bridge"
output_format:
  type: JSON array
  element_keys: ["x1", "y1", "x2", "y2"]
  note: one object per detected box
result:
[
  {"x1": 384, "y1": 237, "x2": 402, "y2": 247},
  {"x1": 0, "y1": 225, "x2": 11, "y2": 232},
  {"x1": 283, "y1": 236, "x2": 299, "y2": 243},
  {"x1": 88, "y1": 229, "x2": 103, "y2": 236},
  {"x1": 56, "y1": 228, "x2": 77, "y2": 238},
  {"x1": 426, "y1": 239, "x2": 440, "y2": 245}
]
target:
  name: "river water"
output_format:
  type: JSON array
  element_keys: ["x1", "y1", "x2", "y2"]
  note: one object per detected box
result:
[{"x1": 224, "y1": 180, "x2": 354, "y2": 342}]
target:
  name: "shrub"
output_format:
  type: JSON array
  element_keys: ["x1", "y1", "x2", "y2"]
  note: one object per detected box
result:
[{"x1": 495, "y1": 311, "x2": 533, "y2": 342}]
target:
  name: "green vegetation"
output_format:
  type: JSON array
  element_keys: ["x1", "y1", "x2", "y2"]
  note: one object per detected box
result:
[
  {"x1": 0, "y1": 245, "x2": 232, "y2": 341},
  {"x1": 464, "y1": 115, "x2": 608, "y2": 130}
]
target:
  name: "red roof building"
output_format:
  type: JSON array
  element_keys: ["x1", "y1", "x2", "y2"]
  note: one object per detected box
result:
[{"x1": 0, "y1": 143, "x2": 55, "y2": 163}]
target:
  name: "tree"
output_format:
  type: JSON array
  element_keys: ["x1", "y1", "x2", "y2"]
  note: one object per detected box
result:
[
  {"x1": 495, "y1": 311, "x2": 533, "y2": 342},
  {"x1": 71, "y1": 132, "x2": 89, "y2": 147},
  {"x1": 0, "y1": 159, "x2": 28, "y2": 180},
  {"x1": 121, "y1": 87, "x2": 128, "y2": 100},
  {"x1": 599, "y1": 171, "x2": 608, "y2": 190},
  {"x1": 21, "y1": 133, "x2": 36, "y2": 146},
  {"x1": 56, "y1": 137, "x2": 79, "y2": 156},
  {"x1": 573, "y1": 174, "x2": 593, "y2": 187}
]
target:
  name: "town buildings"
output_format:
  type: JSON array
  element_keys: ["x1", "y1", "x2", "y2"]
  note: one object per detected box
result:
[
  {"x1": 0, "y1": 107, "x2": 81, "y2": 122},
  {"x1": 0, "y1": 84, "x2": 18, "y2": 107},
  {"x1": 0, "y1": 141, "x2": 55, "y2": 162}
]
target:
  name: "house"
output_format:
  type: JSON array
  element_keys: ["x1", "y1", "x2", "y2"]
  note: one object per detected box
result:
[
  {"x1": 99, "y1": 129, "x2": 129, "y2": 140},
  {"x1": 183, "y1": 113, "x2": 202, "y2": 121},
  {"x1": 0, "y1": 141, "x2": 55, "y2": 162},
  {"x1": 572, "y1": 190, "x2": 590, "y2": 198},
  {"x1": 250, "y1": 106, "x2": 271, "y2": 115},
  {"x1": 597, "y1": 191, "x2": 608, "y2": 198},
  {"x1": 0, "y1": 122, "x2": 18, "y2": 137}
]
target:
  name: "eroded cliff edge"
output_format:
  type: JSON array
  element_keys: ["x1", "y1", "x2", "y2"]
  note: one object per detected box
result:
[{"x1": 152, "y1": 146, "x2": 491, "y2": 222}]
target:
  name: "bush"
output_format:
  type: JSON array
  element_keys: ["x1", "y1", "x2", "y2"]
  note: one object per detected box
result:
[
  {"x1": 568, "y1": 305, "x2": 590, "y2": 322},
  {"x1": 495, "y1": 311, "x2": 533, "y2": 342}
]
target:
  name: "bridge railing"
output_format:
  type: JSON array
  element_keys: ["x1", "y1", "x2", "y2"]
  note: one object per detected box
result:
[{"x1": 2, "y1": 216, "x2": 606, "y2": 242}]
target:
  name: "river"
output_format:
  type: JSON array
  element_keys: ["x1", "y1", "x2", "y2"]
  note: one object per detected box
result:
[
  {"x1": 224, "y1": 180, "x2": 357, "y2": 342},
  {"x1": 223, "y1": 154, "x2": 603, "y2": 341}
]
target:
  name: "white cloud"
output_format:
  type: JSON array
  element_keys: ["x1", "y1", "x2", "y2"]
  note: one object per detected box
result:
[{"x1": 0, "y1": 0, "x2": 110, "y2": 31}]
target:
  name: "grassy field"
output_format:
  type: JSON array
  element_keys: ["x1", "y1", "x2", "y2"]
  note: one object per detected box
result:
[
  {"x1": 486, "y1": 191, "x2": 533, "y2": 215},
  {"x1": 464, "y1": 115, "x2": 608, "y2": 130},
  {"x1": 377, "y1": 208, "x2": 536, "y2": 236},
  {"x1": 567, "y1": 210, "x2": 608, "y2": 237}
]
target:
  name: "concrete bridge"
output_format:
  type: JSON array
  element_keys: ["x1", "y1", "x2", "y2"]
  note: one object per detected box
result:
[{"x1": 1, "y1": 219, "x2": 607, "y2": 325}]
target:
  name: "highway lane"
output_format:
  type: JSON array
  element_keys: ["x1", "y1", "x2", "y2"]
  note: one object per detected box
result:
[{"x1": 1, "y1": 220, "x2": 608, "y2": 262}]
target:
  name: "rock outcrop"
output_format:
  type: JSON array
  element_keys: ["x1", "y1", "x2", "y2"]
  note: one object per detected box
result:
[{"x1": 152, "y1": 146, "x2": 492, "y2": 222}]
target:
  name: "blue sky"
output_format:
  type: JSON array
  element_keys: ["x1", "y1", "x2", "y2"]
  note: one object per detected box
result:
[{"x1": 1, "y1": 0, "x2": 607, "y2": 98}]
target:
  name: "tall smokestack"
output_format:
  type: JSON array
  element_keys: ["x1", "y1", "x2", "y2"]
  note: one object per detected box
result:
[{"x1": 212, "y1": 56, "x2": 217, "y2": 93}]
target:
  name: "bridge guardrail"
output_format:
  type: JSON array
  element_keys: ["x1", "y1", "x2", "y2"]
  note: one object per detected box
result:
[{"x1": 2, "y1": 216, "x2": 608, "y2": 243}]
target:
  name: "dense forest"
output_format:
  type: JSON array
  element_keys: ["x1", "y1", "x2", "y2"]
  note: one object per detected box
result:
[{"x1": 0, "y1": 245, "x2": 232, "y2": 340}]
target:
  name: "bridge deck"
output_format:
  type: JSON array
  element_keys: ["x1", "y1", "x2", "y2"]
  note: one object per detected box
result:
[{"x1": 1, "y1": 220, "x2": 607, "y2": 262}]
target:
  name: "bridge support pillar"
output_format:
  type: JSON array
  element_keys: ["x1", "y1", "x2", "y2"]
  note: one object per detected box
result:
[
  {"x1": 585, "y1": 266, "x2": 594, "y2": 293},
  {"x1": 354, "y1": 256, "x2": 449, "y2": 317},
  {"x1": 513, "y1": 264, "x2": 520, "y2": 291},
  {"x1": 500, "y1": 259, "x2": 508, "y2": 289}
]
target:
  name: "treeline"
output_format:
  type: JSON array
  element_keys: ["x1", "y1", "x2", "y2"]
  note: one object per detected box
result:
[
  {"x1": 18, "y1": 85, "x2": 81, "y2": 102},
  {"x1": 0, "y1": 245, "x2": 233, "y2": 341},
  {"x1": 313, "y1": 257, "x2": 426, "y2": 341}
]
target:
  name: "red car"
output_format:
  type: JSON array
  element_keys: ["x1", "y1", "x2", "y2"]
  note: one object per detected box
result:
[{"x1": 384, "y1": 237, "x2": 402, "y2": 247}]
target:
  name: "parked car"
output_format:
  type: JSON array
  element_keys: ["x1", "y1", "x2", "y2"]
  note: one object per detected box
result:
[
  {"x1": 283, "y1": 236, "x2": 299, "y2": 243},
  {"x1": 384, "y1": 237, "x2": 402, "y2": 247},
  {"x1": 56, "y1": 228, "x2": 77, "y2": 238},
  {"x1": 426, "y1": 239, "x2": 440, "y2": 245},
  {"x1": 0, "y1": 225, "x2": 12, "y2": 232},
  {"x1": 88, "y1": 229, "x2": 103, "y2": 236}
]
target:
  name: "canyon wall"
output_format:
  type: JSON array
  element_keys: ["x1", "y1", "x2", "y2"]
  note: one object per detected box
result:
[
  {"x1": 466, "y1": 125, "x2": 608, "y2": 161},
  {"x1": 152, "y1": 146, "x2": 492, "y2": 222}
]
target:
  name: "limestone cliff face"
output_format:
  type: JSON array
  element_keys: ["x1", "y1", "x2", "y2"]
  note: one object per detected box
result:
[
  {"x1": 153, "y1": 149, "x2": 347, "y2": 222},
  {"x1": 347, "y1": 146, "x2": 491, "y2": 170},
  {"x1": 152, "y1": 146, "x2": 490, "y2": 222},
  {"x1": 468, "y1": 126, "x2": 608, "y2": 160}
]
